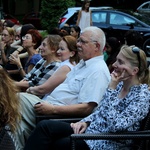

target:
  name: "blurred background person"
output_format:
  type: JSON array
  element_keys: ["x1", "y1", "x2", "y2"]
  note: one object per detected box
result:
[
  {"x1": 0, "y1": 27, "x2": 23, "y2": 81},
  {"x1": 70, "y1": 25, "x2": 81, "y2": 39},
  {"x1": 124, "y1": 30, "x2": 143, "y2": 48},
  {"x1": 104, "y1": 37, "x2": 121, "y2": 73},
  {"x1": 9, "y1": 29, "x2": 42, "y2": 78},
  {"x1": 76, "y1": 0, "x2": 92, "y2": 32}
]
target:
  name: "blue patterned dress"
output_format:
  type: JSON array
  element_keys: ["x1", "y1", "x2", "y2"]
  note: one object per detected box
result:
[{"x1": 81, "y1": 82, "x2": 150, "y2": 150}]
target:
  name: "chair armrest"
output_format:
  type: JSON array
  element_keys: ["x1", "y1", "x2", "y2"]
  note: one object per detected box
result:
[
  {"x1": 36, "y1": 114, "x2": 82, "y2": 124},
  {"x1": 71, "y1": 130, "x2": 150, "y2": 140},
  {"x1": 70, "y1": 130, "x2": 150, "y2": 150}
]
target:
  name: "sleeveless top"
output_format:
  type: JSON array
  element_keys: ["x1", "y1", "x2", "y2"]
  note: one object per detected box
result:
[{"x1": 78, "y1": 10, "x2": 91, "y2": 31}]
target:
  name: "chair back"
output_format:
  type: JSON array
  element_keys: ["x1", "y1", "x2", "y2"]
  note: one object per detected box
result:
[
  {"x1": 0, "y1": 127, "x2": 15, "y2": 150},
  {"x1": 132, "y1": 110, "x2": 150, "y2": 150}
]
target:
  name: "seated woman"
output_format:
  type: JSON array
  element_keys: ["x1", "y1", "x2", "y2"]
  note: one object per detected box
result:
[
  {"x1": 0, "y1": 67, "x2": 21, "y2": 150},
  {"x1": 104, "y1": 37, "x2": 121, "y2": 73},
  {"x1": 24, "y1": 45, "x2": 150, "y2": 150},
  {"x1": 70, "y1": 25, "x2": 81, "y2": 39},
  {"x1": 9, "y1": 29, "x2": 42, "y2": 78},
  {"x1": 14, "y1": 34, "x2": 61, "y2": 91},
  {"x1": 0, "y1": 27, "x2": 23, "y2": 81},
  {"x1": 26, "y1": 35, "x2": 80, "y2": 97},
  {"x1": 7, "y1": 24, "x2": 36, "y2": 81}
]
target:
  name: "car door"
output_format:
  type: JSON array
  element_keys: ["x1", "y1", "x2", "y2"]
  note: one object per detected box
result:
[{"x1": 92, "y1": 11, "x2": 109, "y2": 37}]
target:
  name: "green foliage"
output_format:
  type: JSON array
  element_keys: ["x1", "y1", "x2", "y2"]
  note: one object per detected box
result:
[
  {"x1": 39, "y1": 30, "x2": 49, "y2": 39},
  {"x1": 41, "y1": 0, "x2": 75, "y2": 33}
]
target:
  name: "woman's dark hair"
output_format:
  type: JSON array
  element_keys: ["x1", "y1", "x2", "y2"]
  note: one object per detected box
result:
[
  {"x1": 27, "y1": 29, "x2": 42, "y2": 49},
  {"x1": 71, "y1": 25, "x2": 81, "y2": 38},
  {"x1": 124, "y1": 30, "x2": 143, "y2": 48},
  {"x1": 106, "y1": 37, "x2": 121, "y2": 73},
  {"x1": 20, "y1": 24, "x2": 35, "y2": 42},
  {"x1": 82, "y1": 0, "x2": 90, "y2": 12}
]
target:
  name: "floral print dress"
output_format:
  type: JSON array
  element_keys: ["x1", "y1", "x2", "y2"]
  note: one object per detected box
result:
[{"x1": 81, "y1": 82, "x2": 150, "y2": 150}]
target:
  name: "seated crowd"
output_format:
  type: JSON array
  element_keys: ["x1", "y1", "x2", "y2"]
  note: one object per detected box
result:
[{"x1": 0, "y1": 19, "x2": 149, "y2": 150}]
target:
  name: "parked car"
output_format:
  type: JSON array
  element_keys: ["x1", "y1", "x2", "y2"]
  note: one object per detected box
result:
[
  {"x1": 136, "y1": 1, "x2": 150, "y2": 14},
  {"x1": 58, "y1": 7, "x2": 113, "y2": 29},
  {"x1": 58, "y1": 8, "x2": 150, "y2": 56},
  {"x1": 22, "y1": 12, "x2": 41, "y2": 29},
  {"x1": 3, "y1": 13, "x2": 20, "y2": 25}
]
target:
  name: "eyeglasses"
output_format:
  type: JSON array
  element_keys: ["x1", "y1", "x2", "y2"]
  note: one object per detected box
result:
[
  {"x1": 132, "y1": 46, "x2": 141, "y2": 69},
  {"x1": 1, "y1": 34, "x2": 9, "y2": 37},
  {"x1": 77, "y1": 38, "x2": 97, "y2": 45},
  {"x1": 22, "y1": 36, "x2": 31, "y2": 40}
]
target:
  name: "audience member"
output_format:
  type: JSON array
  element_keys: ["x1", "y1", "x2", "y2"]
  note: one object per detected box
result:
[
  {"x1": 3, "y1": 20, "x2": 15, "y2": 28},
  {"x1": 76, "y1": 0, "x2": 92, "y2": 32},
  {"x1": 0, "y1": 20, "x2": 4, "y2": 64},
  {"x1": 16, "y1": 26, "x2": 111, "y2": 149},
  {"x1": 104, "y1": 37, "x2": 121, "y2": 72},
  {"x1": 124, "y1": 30, "x2": 143, "y2": 48},
  {"x1": 26, "y1": 35, "x2": 79, "y2": 96},
  {"x1": 24, "y1": 45, "x2": 150, "y2": 150},
  {"x1": 0, "y1": 27, "x2": 22, "y2": 80},
  {"x1": 13, "y1": 25, "x2": 22, "y2": 41},
  {"x1": 9, "y1": 29, "x2": 42, "y2": 78},
  {"x1": 70, "y1": 25, "x2": 81, "y2": 39},
  {"x1": 11, "y1": 24, "x2": 36, "y2": 62},
  {"x1": 0, "y1": 20, "x2": 4, "y2": 41},
  {"x1": 14, "y1": 34, "x2": 61, "y2": 91},
  {"x1": 0, "y1": 67, "x2": 21, "y2": 150},
  {"x1": 60, "y1": 26, "x2": 71, "y2": 36}
]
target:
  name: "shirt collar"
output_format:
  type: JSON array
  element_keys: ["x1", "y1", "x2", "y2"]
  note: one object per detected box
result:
[{"x1": 81, "y1": 55, "x2": 104, "y2": 67}]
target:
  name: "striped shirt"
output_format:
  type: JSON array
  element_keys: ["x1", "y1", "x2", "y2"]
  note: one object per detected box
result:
[{"x1": 24, "y1": 58, "x2": 60, "y2": 87}]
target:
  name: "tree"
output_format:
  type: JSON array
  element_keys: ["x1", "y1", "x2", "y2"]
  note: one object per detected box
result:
[{"x1": 41, "y1": 0, "x2": 75, "y2": 32}]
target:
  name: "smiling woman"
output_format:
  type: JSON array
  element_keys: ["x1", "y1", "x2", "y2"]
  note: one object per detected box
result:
[
  {"x1": 9, "y1": 29, "x2": 42, "y2": 78},
  {"x1": 14, "y1": 34, "x2": 61, "y2": 91},
  {"x1": 27, "y1": 35, "x2": 80, "y2": 96}
]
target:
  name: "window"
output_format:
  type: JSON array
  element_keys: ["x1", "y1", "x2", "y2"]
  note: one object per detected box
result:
[
  {"x1": 110, "y1": 13, "x2": 135, "y2": 26},
  {"x1": 92, "y1": 12, "x2": 106, "y2": 23}
]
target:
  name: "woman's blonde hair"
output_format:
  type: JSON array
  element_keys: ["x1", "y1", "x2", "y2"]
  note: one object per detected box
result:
[
  {"x1": 0, "y1": 68, "x2": 21, "y2": 132},
  {"x1": 120, "y1": 45, "x2": 150, "y2": 85},
  {"x1": 62, "y1": 35, "x2": 80, "y2": 64}
]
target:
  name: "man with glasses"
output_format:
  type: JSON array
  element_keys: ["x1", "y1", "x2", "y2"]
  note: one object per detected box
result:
[{"x1": 16, "y1": 26, "x2": 111, "y2": 149}]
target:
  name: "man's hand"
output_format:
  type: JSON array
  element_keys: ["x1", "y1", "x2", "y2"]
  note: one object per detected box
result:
[{"x1": 34, "y1": 102, "x2": 54, "y2": 115}]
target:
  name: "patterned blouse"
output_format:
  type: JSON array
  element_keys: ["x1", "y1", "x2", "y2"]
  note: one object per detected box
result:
[
  {"x1": 24, "y1": 58, "x2": 60, "y2": 87},
  {"x1": 81, "y1": 82, "x2": 150, "y2": 150}
]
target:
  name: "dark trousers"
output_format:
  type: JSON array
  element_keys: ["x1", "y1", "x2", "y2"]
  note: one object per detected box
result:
[{"x1": 24, "y1": 120, "x2": 90, "y2": 150}]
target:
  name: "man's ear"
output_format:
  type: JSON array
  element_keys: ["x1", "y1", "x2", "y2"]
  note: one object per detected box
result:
[{"x1": 95, "y1": 42, "x2": 100, "y2": 52}]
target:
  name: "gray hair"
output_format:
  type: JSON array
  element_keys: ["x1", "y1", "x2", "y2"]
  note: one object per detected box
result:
[{"x1": 82, "y1": 26, "x2": 106, "y2": 52}]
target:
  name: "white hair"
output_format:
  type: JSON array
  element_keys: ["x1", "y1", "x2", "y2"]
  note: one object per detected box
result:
[{"x1": 82, "y1": 26, "x2": 106, "y2": 52}]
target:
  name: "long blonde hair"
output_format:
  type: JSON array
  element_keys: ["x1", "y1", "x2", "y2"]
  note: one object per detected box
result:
[
  {"x1": 121, "y1": 45, "x2": 150, "y2": 85},
  {"x1": 0, "y1": 68, "x2": 21, "y2": 132}
]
